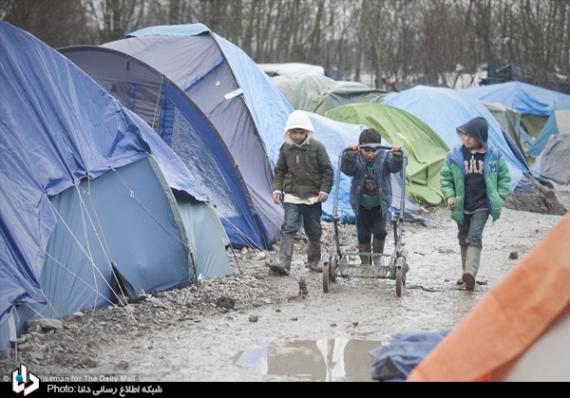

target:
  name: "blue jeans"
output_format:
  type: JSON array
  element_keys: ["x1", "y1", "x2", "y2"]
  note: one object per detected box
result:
[
  {"x1": 457, "y1": 211, "x2": 489, "y2": 248},
  {"x1": 356, "y1": 205, "x2": 387, "y2": 244},
  {"x1": 281, "y1": 203, "x2": 322, "y2": 241}
]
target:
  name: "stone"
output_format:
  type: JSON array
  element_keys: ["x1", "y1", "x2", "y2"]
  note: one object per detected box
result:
[{"x1": 26, "y1": 319, "x2": 63, "y2": 333}]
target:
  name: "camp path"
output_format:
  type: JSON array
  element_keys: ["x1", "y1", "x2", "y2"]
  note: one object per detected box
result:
[{"x1": 1, "y1": 191, "x2": 568, "y2": 381}]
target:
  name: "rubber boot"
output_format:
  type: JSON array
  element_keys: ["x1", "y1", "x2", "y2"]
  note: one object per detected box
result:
[
  {"x1": 271, "y1": 234, "x2": 294, "y2": 275},
  {"x1": 456, "y1": 246, "x2": 467, "y2": 285},
  {"x1": 307, "y1": 240, "x2": 322, "y2": 272},
  {"x1": 359, "y1": 243, "x2": 371, "y2": 265},
  {"x1": 372, "y1": 238, "x2": 385, "y2": 266},
  {"x1": 463, "y1": 246, "x2": 481, "y2": 291}
]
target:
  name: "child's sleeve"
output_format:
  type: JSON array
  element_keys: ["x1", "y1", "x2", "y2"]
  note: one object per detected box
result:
[
  {"x1": 272, "y1": 145, "x2": 287, "y2": 193},
  {"x1": 439, "y1": 158, "x2": 456, "y2": 199},
  {"x1": 497, "y1": 156, "x2": 511, "y2": 201},
  {"x1": 317, "y1": 144, "x2": 334, "y2": 194},
  {"x1": 340, "y1": 150, "x2": 358, "y2": 176},
  {"x1": 385, "y1": 151, "x2": 403, "y2": 173}
]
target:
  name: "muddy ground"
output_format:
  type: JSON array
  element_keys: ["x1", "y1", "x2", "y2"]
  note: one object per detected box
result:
[{"x1": 1, "y1": 191, "x2": 569, "y2": 381}]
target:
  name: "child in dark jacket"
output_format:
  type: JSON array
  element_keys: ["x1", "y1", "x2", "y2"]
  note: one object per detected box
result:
[
  {"x1": 340, "y1": 129, "x2": 403, "y2": 265},
  {"x1": 440, "y1": 117, "x2": 511, "y2": 291},
  {"x1": 271, "y1": 110, "x2": 333, "y2": 275}
]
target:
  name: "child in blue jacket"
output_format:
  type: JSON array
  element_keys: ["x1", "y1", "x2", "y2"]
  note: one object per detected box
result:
[{"x1": 341, "y1": 129, "x2": 403, "y2": 264}]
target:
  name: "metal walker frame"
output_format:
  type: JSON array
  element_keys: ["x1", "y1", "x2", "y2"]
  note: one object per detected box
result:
[{"x1": 322, "y1": 146, "x2": 409, "y2": 297}]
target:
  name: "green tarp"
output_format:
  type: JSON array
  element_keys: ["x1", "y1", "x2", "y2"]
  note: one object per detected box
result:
[
  {"x1": 325, "y1": 103, "x2": 449, "y2": 205},
  {"x1": 522, "y1": 115, "x2": 548, "y2": 138},
  {"x1": 273, "y1": 74, "x2": 390, "y2": 115}
]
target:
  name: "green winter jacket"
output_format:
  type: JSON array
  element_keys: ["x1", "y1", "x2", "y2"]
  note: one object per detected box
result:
[
  {"x1": 440, "y1": 146, "x2": 511, "y2": 223},
  {"x1": 273, "y1": 133, "x2": 333, "y2": 199}
]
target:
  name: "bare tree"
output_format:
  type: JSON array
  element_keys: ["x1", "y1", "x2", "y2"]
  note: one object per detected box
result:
[
  {"x1": 87, "y1": 0, "x2": 147, "y2": 43},
  {"x1": 2, "y1": 0, "x2": 93, "y2": 47},
  {"x1": 3, "y1": 0, "x2": 568, "y2": 90}
]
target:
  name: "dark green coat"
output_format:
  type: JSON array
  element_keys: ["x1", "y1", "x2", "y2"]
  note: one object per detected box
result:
[{"x1": 273, "y1": 136, "x2": 333, "y2": 199}]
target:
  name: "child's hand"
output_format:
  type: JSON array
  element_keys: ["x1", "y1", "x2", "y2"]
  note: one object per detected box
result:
[
  {"x1": 391, "y1": 145, "x2": 402, "y2": 154},
  {"x1": 272, "y1": 192, "x2": 282, "y2": 205},
  {"x1": 345, "y1": 144, "x2": 359, "y2": 157},
  {"x1": 447, "y1": 197, "x2": 455, "y2": 210},
  {"x1": 317, "y1": 192, "x2": 329, "y2": 203}
]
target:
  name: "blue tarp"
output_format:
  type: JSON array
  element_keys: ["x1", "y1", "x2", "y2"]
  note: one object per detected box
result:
[
  {"x1": 459, "y1": 81, "x2": 570, "y2": 116},
  {"x1": 384, "y1": 86, "x2": 530, "y2": 191},
  {"x1": 369, "y1": 330, "x2": 449, "y2": 381},
  {"x1": 0, "y1": 21, "x2": 229, "y2": 343}
]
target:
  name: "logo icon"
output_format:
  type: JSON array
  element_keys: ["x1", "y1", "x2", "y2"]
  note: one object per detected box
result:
[{"x1": 12, "y1": 364, "x2": 39, "y2": 396}]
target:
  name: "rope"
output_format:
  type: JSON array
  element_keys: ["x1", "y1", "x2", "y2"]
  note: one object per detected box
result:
[
  {"x1": 42, "y1": 251, "x2": 118, "y2": 309},
  {"x1": 150, "y1": 76, "x2": 165, "y2": 130},
  {"x1": 23, "y1": 303, "x2": 57, "y2": 325},
  {"x1": 110, "y1": 166, "x2": 190, "y2": 247},
  {"x1": 73, "y1": 183, "x2": 130, "y2": 307},
  {"x1": 75, "y1": 183, "x2": 100, "y2": 310},
  {"x1": 46, "y1": 199, "x2": 133, "y2": 316},
  {"x1": 221, "y1": 216, "x2": 260, "y2": 250},
  {"x1": 111, "y1": 164, "x2": 202, "y2": 283},
  {"x1": 228, "y1": 246, "x2": 242, "y2": 275},
  {"x1": 112, "y1": 162, "x2": 256, "y2": 275}
]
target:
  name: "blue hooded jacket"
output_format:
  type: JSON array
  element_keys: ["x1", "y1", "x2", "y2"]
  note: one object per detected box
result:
[
  {"x1": 457, "y1": 117, "x2": 489, "y2": 147},
  {"x1": 340, "y1": 150, "x2": 403, "y2": 217}
]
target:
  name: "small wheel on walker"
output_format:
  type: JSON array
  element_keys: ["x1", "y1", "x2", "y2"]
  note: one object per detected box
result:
[
  {"x1": 395, "y1": 267, "x2": 404, "y2": 297},
  {"x1": 323, "y1": 262, "x2": 330, "y2": 293},
  {"x1": 330, "y1": 256, "x2": 338, "y2": 282}
]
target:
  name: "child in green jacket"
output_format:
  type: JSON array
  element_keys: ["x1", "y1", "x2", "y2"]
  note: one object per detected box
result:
[{"x1": 440, "y1": 117, "x2": 511, "y2": 291}]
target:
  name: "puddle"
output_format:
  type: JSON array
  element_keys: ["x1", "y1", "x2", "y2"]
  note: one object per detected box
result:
[{"x1": 233, "y1": 338, "x2": 380, "y2": 381}]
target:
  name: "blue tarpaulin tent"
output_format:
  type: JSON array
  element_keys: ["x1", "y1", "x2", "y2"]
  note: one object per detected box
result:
[
  {"x1": 459, "y1": 81, "x2": 570, "y2": 117},
  {"x1": 384, "y1": 86, "x2": 531, "y2": 192},
  {"x1": 0, "y1": 21, "x2": 231, "y2": 352}
]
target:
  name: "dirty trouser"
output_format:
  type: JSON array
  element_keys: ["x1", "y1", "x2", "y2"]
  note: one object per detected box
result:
[
  {"x1": 356, "y1": 205, "x2": 387, "y2": 244},
  {"x1": 281, "y1": 202, "x2": 323, "y2": 241},
  {"x1": 457, "y1": 210, "x2": 489, "y2": 249}
]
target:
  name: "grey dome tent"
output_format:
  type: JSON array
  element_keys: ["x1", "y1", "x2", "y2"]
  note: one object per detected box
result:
[
  {"x1": 63, "y1": 23, "x2": 293, "y2": 249},
  {"x1": 61, "y1": 46, "x2": 270, "y2": 249}
]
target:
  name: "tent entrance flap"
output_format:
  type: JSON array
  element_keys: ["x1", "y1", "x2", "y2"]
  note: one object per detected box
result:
[{"x1": 110, "y1": 262, "x2": 140, "y2": 305}]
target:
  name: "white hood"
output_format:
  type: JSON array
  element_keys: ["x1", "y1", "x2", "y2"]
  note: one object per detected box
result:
[{"x1": 283, "y1": 110, "x2": 314, "y2": 145}]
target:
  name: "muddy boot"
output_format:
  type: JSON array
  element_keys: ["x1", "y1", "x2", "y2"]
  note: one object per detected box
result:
[
  {"x1": 372, "y1": 238, "x2": 385, "y2": 266},
  {"x1": 270, "y1": 234, "x2": 295, "y2": 276},
  {"x1": 359, "y1": 243, "x2": 371, "y2": 265},
  {"x1": 463, "y1": 246, "x2": 481, "y2": 291},
  {"x1": 456, "y1": 246, "x2": 467, "y2": 285},
  {"x1": 306, "y1": 239, "x2": 322, "y2": 272}
]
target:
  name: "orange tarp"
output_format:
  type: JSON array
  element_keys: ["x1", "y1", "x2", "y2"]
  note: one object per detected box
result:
[{"x1": 408, "y1": 213, "x2": 570, "y2": 381}]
